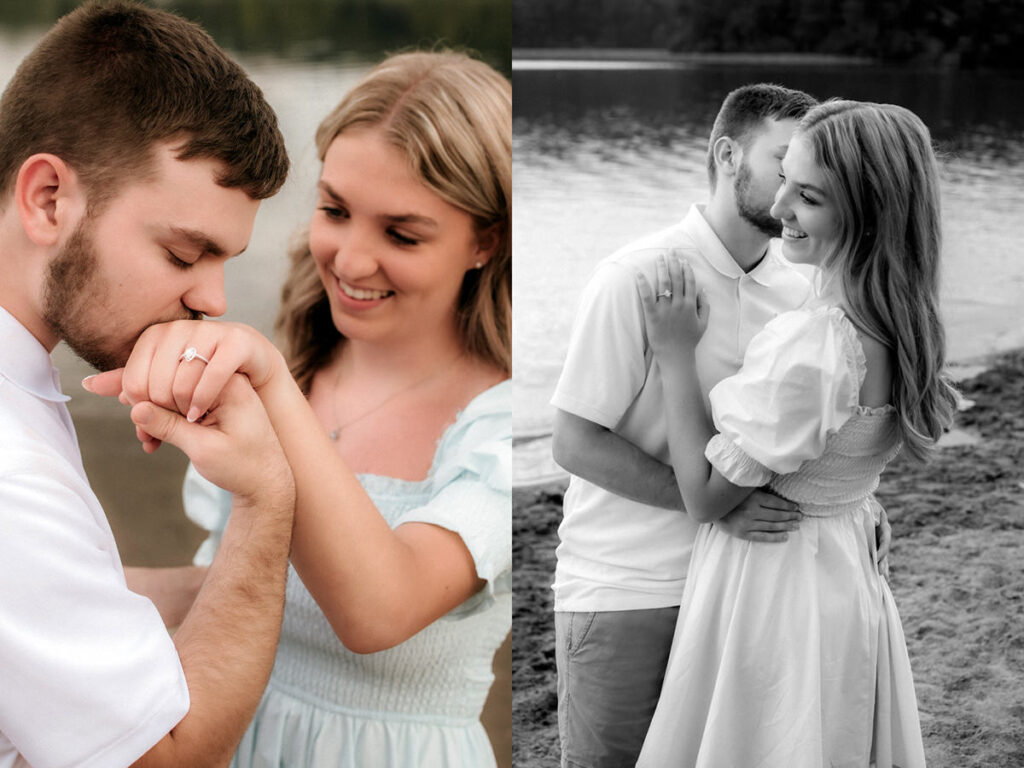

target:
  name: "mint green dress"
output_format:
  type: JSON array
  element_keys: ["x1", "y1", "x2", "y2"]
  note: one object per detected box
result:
[{"x1": 184, "y1": 381, "x2": 511, "y2": 767}]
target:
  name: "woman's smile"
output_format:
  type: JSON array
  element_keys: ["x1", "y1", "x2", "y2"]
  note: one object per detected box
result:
[{"x1": 338, "y1": 279, "x2": 395, "y2": 302}]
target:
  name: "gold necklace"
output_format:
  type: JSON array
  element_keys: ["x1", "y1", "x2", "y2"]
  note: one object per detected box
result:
[{"x1": 327, "y1": 355, "x2": 462, "y2": 441}]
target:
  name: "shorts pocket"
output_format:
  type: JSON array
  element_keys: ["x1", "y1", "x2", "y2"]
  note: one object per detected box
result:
[{"x1": 565, "y1": 611, "x2": 597, "y2": 657}]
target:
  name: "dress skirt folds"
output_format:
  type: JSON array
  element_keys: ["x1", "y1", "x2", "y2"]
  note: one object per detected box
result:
[{"x1": 637, "y1": 306, "x2": 926, "y2": 767}]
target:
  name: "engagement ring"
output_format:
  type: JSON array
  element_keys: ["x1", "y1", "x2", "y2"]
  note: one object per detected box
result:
[
  {"x1": 657, "y1": 290, "x2": 673, "y2": 300},
  {"x1": 179, "y1": 346, "x2": 210, "y2": 364}
]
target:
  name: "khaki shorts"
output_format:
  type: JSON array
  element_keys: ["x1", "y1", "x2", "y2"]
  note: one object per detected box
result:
[{"x1": 555, "y1": 607, "x2": 679, "y2": 768}]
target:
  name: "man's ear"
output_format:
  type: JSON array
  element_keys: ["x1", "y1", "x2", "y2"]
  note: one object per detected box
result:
[
  {"x1": 711, "y1": 136, "x2": 740, "y2": 180},
  {"x1": 15, "y1": 154, "x2": 83, "y2": 247}
]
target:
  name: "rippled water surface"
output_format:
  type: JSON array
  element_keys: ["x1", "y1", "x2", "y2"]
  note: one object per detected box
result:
[{"x1": 514, "y1": 61, "x2": 1024, "y2": 484}]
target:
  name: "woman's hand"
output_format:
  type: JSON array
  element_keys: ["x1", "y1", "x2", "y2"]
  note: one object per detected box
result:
[
  {"x1": 635, "y1": 250, "x2": 709, "y2": 361},
  {"x1": 128, "y1": 374, "x2": 293, "y2": 507},
  {"x1": 83, "y1": 320, "x2": 287, "y2": 451}
]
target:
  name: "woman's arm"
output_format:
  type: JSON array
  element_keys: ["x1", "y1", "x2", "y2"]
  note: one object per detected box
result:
[
  {"x1": 637, "y1": 253, "x2": 755, "y2": 523},
  {"x1": 256, "y1": 361, "x2": 487, "y2": 653},
  {"x1": 88, "y1": 320, "x2": 488, "y2": 654}
]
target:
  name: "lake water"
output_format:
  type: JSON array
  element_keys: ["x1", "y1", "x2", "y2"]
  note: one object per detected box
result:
[{"x1": 513, "y1": 59, "x2": 1024, "y2": 486}]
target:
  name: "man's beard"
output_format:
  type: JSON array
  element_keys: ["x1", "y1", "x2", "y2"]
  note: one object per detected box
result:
[
  {"x1": 40, "y1": 220, "x2": 128, "y2": 371},
  {"x1": 734, "y1": 160, "x2": 782, "y2": 237},
  {"x1": 42, "y1": 219, "x2": 172, "y2": 371},
  {"x1": 42, "y1": 223, "x2": 203, "y2": 371}
]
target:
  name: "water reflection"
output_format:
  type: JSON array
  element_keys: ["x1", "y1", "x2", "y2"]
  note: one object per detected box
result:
[{"x1": 513, "y1": 62, "x2": 1024, "y2": 484}]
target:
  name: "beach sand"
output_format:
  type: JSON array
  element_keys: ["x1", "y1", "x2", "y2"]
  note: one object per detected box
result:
[
  {"x1": 512, "y1": 350, "x2": 1024, "y2": 768},
  {"x1": 59, "y1": 347, "x2": 511, "y2": 768}
]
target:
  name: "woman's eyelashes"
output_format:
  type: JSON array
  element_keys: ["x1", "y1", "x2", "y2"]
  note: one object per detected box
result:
[
  {"x1": 318, "y1": 205, "x2": 420, "y2": 246},
  {"x1": 387, "y1": 228, "x2": 420, "y2": 246},
  {"x1": 319, "y1": 204, "x2": 348, "y2": 220},
  {"x1": 777, "y1": 174, "x2": 819, "y2": 206}
]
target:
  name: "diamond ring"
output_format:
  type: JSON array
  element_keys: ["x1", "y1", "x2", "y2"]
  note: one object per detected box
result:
[
  {"x1": 179, "y1": 346, "x2": 211, "y2": 364},
  {"x1": 657, "y1": 290, "x2": 673, "y2": 300}
]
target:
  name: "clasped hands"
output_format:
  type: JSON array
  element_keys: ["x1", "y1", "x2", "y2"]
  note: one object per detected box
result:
[{"x1": 82, "y1": 320, "x2": 291, "y2": 504}]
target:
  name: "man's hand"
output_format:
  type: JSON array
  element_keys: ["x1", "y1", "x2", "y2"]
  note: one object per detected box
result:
[
  {"x1": 127, "y1": 374, "x2": 292, "y2": 507},
  {"x1": 714, "y1": 489, "x2": 802, "y2": 542}
]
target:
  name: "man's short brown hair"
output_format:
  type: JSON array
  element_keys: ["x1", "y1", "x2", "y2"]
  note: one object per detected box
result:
[
  {"x1": 0, "y1": 0, "x2": 288, "y2": 208},
  {"x1": 706, "y1": 83, "x2": 817, "y2": 190}
]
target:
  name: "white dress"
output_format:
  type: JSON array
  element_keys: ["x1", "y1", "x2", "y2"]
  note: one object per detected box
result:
[{"x1": 637, "y1": 306, "x2": 926, "y2": 768}]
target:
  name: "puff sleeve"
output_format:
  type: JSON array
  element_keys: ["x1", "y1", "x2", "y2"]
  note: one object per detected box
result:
[
  {"x1": 395, "y1": 381, "x2": 511, "y2": 617},
  {"x1": 705, "y1": 306, "x2": 864, "y2": 486}
]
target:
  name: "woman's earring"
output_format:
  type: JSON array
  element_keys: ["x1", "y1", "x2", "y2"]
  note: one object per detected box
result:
[{"x1": 475, "y1": 261, "x2": 484, "y2": 269}]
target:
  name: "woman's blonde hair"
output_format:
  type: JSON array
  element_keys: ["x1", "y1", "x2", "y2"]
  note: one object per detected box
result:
[
  {"x1": 276, "y1": 50, "x2": 511, "y2": 391},
  {"x1": 799, "y1": 100, "x2": 958, "y2": 460}
]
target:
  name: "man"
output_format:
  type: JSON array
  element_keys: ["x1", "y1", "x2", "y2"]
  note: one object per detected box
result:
[
  {"x1": 0, "y1": 3, "x2": 294, "y2": 766},
  {"x1": 550, "y1": 84, "x2": 820, "y2": 768}
]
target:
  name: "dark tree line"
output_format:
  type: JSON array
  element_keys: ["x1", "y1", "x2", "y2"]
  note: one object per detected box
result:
[
  {"x1": 513, "y1": 0, "x2": 1024, "y2": 68},
  {"x1": 0, "y1": 0, "x2": 511, "y2": 73}
]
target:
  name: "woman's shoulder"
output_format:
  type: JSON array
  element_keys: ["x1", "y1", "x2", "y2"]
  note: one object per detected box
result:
[
  {"x1": 738, "y1": 303, "x2": 867, "y2": 400},
  {"x1": 432, "y1": 376, "x2": 511, "y2": 492},
  {"x1": 760, "y1": 304, "x2": 861, "y2": 358},
  {"x1": 458, "y1": 375, "x2": 511, "y2": 419}
]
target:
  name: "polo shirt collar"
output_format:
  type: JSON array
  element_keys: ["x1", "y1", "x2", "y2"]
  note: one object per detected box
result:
[
  {"x1": 683, "y1": 205, "x2": 781, "y2": 288},
  {"x1": 0, "y1": 305, "x2": 71, "y2": 403}
]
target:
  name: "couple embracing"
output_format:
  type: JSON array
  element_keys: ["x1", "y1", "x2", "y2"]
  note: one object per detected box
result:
[
  {"x1": 552, "y1": 84, "x2": 956, "y2": 767},
  {"x1": 1, "y1": 2, "x2": 510, "y2": 767}
]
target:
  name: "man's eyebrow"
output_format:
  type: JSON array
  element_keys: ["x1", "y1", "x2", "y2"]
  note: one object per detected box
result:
[
  {"x1": 169, "y1": 226, "x2": 227, "y2": 257},
  {"x1": 317, "y1": 180, "x2": 438, "y2": 229}
]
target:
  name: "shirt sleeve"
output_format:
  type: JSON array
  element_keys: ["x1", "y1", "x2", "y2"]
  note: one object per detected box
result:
[
  {"x1": 550, "y1": 260, "x2": 649, "y2": 429},
  {"x1": 705, "y1": 306, "x2": 864, "y2": 486},
  {"x1": 0, "y1": 465, "x2": 189, "y2": 768},
  {"x1": 395, "y1": 384, "x2": 511, "y2": 619}
]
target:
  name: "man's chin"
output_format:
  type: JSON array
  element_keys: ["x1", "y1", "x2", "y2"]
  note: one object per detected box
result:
[
  {"x1": 745, "y1": 213, "x2": 782, "y2": 238},
  {"x1": 64, "y1": 338, "x2": 131, "y2": 373}
]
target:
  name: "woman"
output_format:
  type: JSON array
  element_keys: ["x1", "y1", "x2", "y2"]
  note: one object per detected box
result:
[
  {"x1": 106, "y1": 50, "x2": 511, "y2": 766},
  {"x1": 634, "y1": 101, "x2": 957, "y2": 767}
]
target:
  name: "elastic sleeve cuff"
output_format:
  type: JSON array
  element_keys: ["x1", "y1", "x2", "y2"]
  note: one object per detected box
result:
[{"x1": 705, "y1": 433, "x2": 774, "y2": 488}]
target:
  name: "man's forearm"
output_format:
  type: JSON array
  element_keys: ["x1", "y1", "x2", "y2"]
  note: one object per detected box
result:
[
  {"x1": 132, "y1": 488, "x2": 293, "y2": 767},
  {"x1": 552, "y1": 410, "x2": 682, "y2": 509}
]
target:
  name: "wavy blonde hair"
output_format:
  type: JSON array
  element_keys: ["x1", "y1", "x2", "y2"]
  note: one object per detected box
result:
[
  {"x1": 799, "y1": 100, "x2": 958, "y2": 461},
  {"x1": 276, "y1": 50, "x2": 511, "y2": 392}
]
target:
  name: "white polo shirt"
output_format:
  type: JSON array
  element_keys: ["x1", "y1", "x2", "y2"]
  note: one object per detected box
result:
[
  {"x1": 551, "y1": 205, "x2": 812, "y2": 612},
  {"x1": 0, "y1": 306, "x2": 189, "y2": 768}
]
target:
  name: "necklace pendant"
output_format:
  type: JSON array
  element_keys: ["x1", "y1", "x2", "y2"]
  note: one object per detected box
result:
[{"x1": 329, "y1": 428, "x2": 340, "y2": 441}]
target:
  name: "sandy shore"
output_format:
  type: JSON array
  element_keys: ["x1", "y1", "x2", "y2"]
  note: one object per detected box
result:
[{"x1": 512, "y1": 350, "x2": 1024, "y2": 767}]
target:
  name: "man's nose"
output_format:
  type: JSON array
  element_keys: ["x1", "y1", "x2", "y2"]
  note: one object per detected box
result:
[{"x1": 182, "y1": 261, "x2": 228, "y2": 318}]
